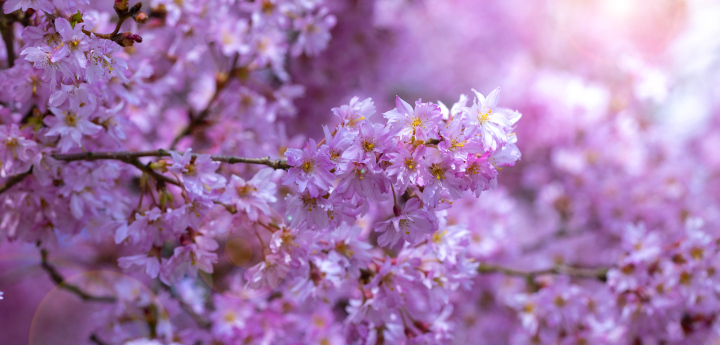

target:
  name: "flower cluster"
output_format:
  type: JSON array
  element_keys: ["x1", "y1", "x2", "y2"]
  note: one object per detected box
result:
[
  {"x1": 500, "y1": 220, "x2": 720, "y2": 344},
  {"x1": 0, "y1": 1, "x2": 522, "y2": 337},
  {"x1": 283, "y1": 91, "x2": 520, "y2": 238}
]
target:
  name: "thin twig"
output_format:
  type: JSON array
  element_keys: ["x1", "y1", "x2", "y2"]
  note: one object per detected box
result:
[
  {"x1": 170, "y1": 54, "x2": 241, "y2": 149},
  {"x1": 81, "y1": 2, "x2": 141, "y2": 40},
  {"x1": 477, "y1": 262, "x2": 609, "y2": 281},
  {"x1": 160, "y1": 284, "x2": 211, "y2": 329},
  {"x1": 39, "y1": 249, "x2": 118, "y2": 303},
  {"x1": 0, "y1": 168, "x2": 32, "y2": 194},
  {"x1": 89, "y1": 333, "x2": 110, "y2": 345},
  {"x1": 521, "y1": 227, "x2": 579, "y2": 254},
  {"x1": 126, "y1": 157, "x2": 181, "y2": 186}
]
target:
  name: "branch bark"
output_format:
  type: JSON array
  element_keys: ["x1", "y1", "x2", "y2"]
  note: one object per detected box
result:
[
  {"x1": 40, "y1": 249, "x2": 118, "y2": 303},
  {"x1": 1, "y1": 11, "x2": 15, "y2": 68},
  {"x1": 477, "y1": 262, "x2": 609, "y2": 281},
  {"x1": 0, "y1": 168, "x2": 32, "y2": 194},
  {"x1": 52, "y1": 149, "x2": 290, "y2": 170}
]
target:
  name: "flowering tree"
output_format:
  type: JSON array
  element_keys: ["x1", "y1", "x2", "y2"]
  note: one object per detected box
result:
[{"x1": 2, "y1": 0, "x2": 720, "y2": 344}]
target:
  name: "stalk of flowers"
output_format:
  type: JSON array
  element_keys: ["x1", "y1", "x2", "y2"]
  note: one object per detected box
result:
[
  {"x1": 0, "y1": 3, "x2": 524, "y2": 337},
  {"x1": 0, "y1": 82, "x2": 522, "y2": 343}
]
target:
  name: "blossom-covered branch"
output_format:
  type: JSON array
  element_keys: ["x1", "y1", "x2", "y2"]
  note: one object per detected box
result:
[
  {"x1": 52, "y1": 149, "x2": 291, "y2": 170},
  {"x1": 80, "y1": 1, "x2": 145, "y2": 46}
]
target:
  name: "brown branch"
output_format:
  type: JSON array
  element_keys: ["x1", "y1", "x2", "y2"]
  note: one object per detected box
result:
[
  {"x1": 126, "y1": 157, "x2": 181, "y2": 187},
  {"x1": 89, "y1": 333, "x2": 110, "y2": 345},
  {"x1": 47, "y1": 151, "x2": 182, "y2": 186},
  {"x1": 521, "y1": 227, "x2": 582, "y2": 254},
  {"x1": 160, "y1": 284, "x2": 211, "y2": 329},
  {"x1": 52, "y1": 149, "x2": 290, "y2": 170},
  {"x1": 40, "y1": 249, "x2": 118, "y2": 303},
  {"x1": 0, "y1": 168, "x2": 32, "y2": 194},
  {"x1": 477, "y1": 262, "x2": 609, "y2": 282},
  {"x1": 1, "y1": 12, "x2": 16, "y2": 68},
  {"x1": 169, "y1": 54, "x2": 241, "y2": 149},
  {"x1": 81, "y1": 2, "x2": 143, "y2": 46}
]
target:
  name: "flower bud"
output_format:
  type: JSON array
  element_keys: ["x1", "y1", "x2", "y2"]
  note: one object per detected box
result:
[
  {"x1": 134, "y1": 12, "x2": 148, "y2": 24},
  {"x1": 114, "y1": 0, "x2": 129, "y2": 13},
  {"x1": 116, "y1": 32, "x2": 143, "y2": 47}
]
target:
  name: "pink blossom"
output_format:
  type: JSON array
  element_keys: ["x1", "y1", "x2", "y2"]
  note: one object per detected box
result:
[
  {"x1": 332, "y1": 96, "x2": 376, "y2": 129},
  {"x1": 384, "y1": 96, "x2": 443, "y2": 141},
  {"x1": 375, "y1": 198, "x2": 436, "y2": 247},
  {"x1": 291, "y1": 8, "x2": 336, "y2": 57},
  {"x1": 463, "y1": 88, "x2": 521, "y2": 151},
  {"x1": 3, "y1": 0, "x2": 53, "y2": 14},
  {"x1": 0, "y1": 125, "x2": 37, "y2": 176},
  {"x1": 283, "y1": 138, "x2": 335, "y2": 197},
  {"x1": 219, "y1": 168, "x2": 277, "y2": 221},
  {"x1": 44, "y1": 107, "x2": 102, "y2": 152},
  {"x1": 169, "y1": 150, "x2": 226, "y2": 196}
]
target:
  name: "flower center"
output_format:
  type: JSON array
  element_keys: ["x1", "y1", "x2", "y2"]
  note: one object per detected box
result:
[
  {"x1": 404, "y1": 158, "x2": 416, "y2": 171},
  {"x1": 261, "y1": 0, "x2": 275, "y2": 14},
  {"x1": 690, "y1": 246, "x2": 704, "y2": 260},
  {"x1": 236, "y1": 184, "x2": 257, "y2": 197},
  {"x1": 355, "y1": 167, "x2": 366, "y2": 180},
  {"x1": 330, "y1": 149, "x2": 341, "y2": 162},
  {"x1": 429, "y1": 163, "x2": 445, "y2": 180},
  {"x1": 5, "y1": 137, "x2": 18, "y2": 149},
  {"x1": 185, "y1": 163, "x2": 197, "y2": 176},
  {"x1": 222, "y1": 33, "x2": 233, "y2": 45},
  {"x1": 300, "y1": 159, "x2": 315, "y2": 173},
  {"x1": 306, "y1": 23, "x2": 319, "y2": 33},
  {"x1": 450, "y1": 139, "x2": 465, "y2": 150},
  {"x1": 64, "y1": 112, "x2": 79, "y2": 127},
  {"x1": 361, "y1": 140, "x2": 375, "y2": 152},
  {"x1": 522, "y1": 303, "x2": 535, "y2": 314},
  {"x1": 411, "y1": 117, "x2": 422, "y2": 127},
  {"x1": 431, "y1": 230, "x2": 448, "y2": 243},
  {"x1": 224, "y1": 311, "x2": 236, "y2": 322},
  {"x1": 478, "y1": 109, "x2": 491, "y2": 124},
  {"x1": 301, "y1": 194, "x2": 318, "y2": 212},
  {"x1": 348, "y1": 115, "x2": 365, "y2": 128},
  {"x1": 467, "y1": 163, "x2": 479, "y2": 175},
  {"x1": 43, "y1": 33, "x2": 61, "y2": 47},
  {"x1": 680, "y1": 271, "x2": 692, "y2": 285},
  {"x1": 335, "y1": 242, "x2": 355, "y2": 258}
]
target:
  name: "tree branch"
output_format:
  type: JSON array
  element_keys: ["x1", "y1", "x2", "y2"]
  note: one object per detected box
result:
[
  {"x1": 1, "y1": 11, "x2": 16, "y2": 68},
  {"x1": 40, "y1": 249, "x2": 118, "y2": 303},
  {"x1": 52, "y1": 149, "x2": 290, "y2": 170},
  {"x1": 160, "y1": 284, "x2": 211, "y2": 329},
  {"x1": 477, "y1": 262, "x2": 609, "y2": 281},
  {"x1": 89, "y1": 333, "x2": 110, "y2": 345},
  {"x1": 169, "y1": 54, "x2": 240, "y2": 149},
  {"x1": 126, "y1": 157, "x2": 181, "y2": 187},
  {"x1": 0, "y1": 168, "x2": 32, "y2": 194},
  {"x1": 81, "y1": 2, "x2": 143, "y2": 46}
]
